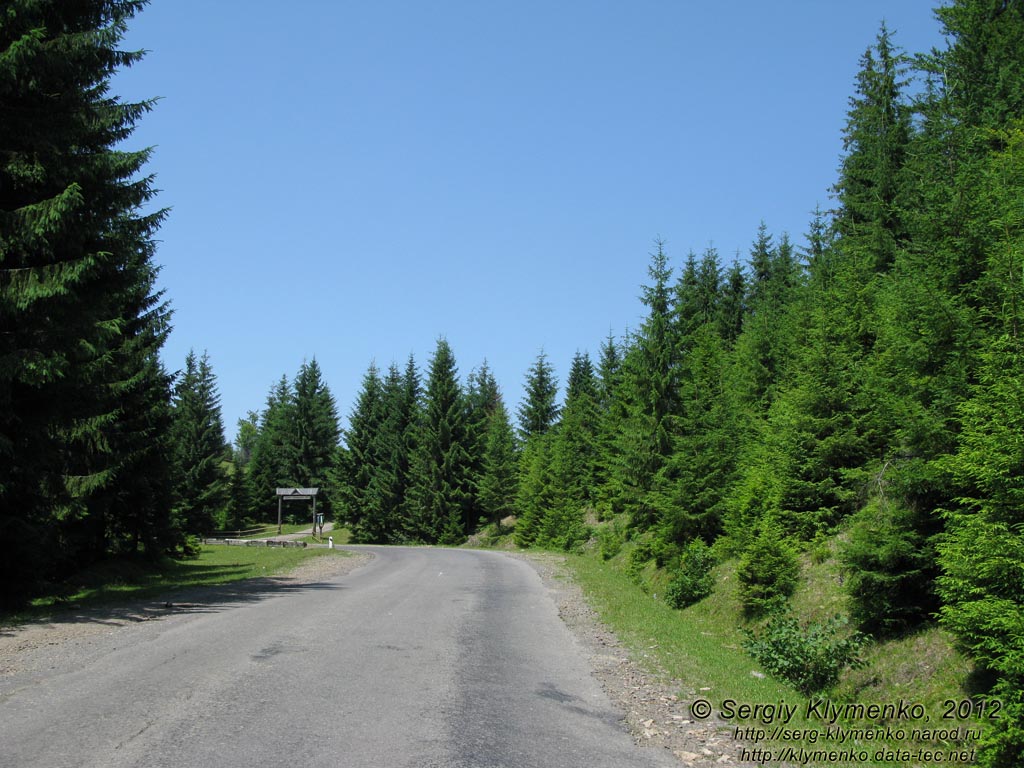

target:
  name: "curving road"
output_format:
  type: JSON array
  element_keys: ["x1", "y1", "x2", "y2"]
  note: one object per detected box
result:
[{"x1": 1, "y1": 547, "x2": 678, "y2": 768}]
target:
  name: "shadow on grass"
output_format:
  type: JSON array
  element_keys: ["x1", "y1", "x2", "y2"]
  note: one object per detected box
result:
[{"x1": 0, "y1": 568, "x2": 348, "y2": 636}]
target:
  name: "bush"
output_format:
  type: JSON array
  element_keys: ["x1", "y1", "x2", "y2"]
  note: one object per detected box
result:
[
  {"x1": 597, "y1": 521, "x2": 624, "y2": 560},
  {"x1": 665, "y1": 539, "x2": 717, "y2": 608},
  {"x1": 625, "y1": 536, "x2": 656, "y2": 584},
  {"x1": 841, "y1": 498, "x2": 938, "y2": 636},
  {"x1": 737, "y1": 523, "x2": 800, "y2": 617},
  {"x1": 742, "y1": 610, "x2": 868, "y2": 695}
]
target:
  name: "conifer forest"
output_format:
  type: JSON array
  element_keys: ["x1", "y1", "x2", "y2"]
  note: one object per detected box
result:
[{"x1": 2, "y1": 2, "x2": 1024, "y2": 765}]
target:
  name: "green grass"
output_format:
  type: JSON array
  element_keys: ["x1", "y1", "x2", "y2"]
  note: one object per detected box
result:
[
  {"x1": 297, "y1": 527, "x2": 351, "y2": 545},
  {"x1": 5, "y1": 545, "x2": 347, "y2": 622},
  {"x1": 569, "y1": 552, "x2": 793, "y2": 706},
  {"x1": 565, "y1": 540, "x2": 987, "y2": 768}
]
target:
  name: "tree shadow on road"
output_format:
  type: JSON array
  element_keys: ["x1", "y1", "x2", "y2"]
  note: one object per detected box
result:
[{"x1": 0, "y1": 555, "x2": 368, "y2": 636}]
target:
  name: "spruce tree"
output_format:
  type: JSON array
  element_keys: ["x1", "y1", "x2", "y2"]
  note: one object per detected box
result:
[
  {"x1": 652, "y1": 247, "x2": 737, "y2": 545},
  {"x1": 247, "y1": 375, "x2": 297, "y2": 519},
  {"x1": 465, "y1": 361, "x2": 501, "y2": 527},
  {"x1": 292, "y1": 358, "x2": 340, "y2": 517},
  {"x1": 170, "y1": 351, "x2": 229, "y2": 536},
  {"x1": 364, "y1": 358, "x2": 422, "y2": 543},
  {"x1": 409, "y1": 339, "x2": 472, "y2": 544},
  {"x1": 476, "y1": 400, "x2": 518, "y2": 529},
  {"x1": 937, "y1": 105, "x2": 1024, "y2": 768},
  {"x1": 335, "y1": 364, "x2": 386, "y2": 542},
  {"x1": 0, "y1": 0, "x2": 172, "y2": 604},
  {"x1": 939, "y1": 336, "x2": 1024, "y2": 768},
  {"x1": 394, "y1": 355, "x2": 423, "y2": 540},
  {"x1": 544, "y1": 352, "x2": 600, "y2": 549},
  {"x1": 517, "y1": 350, "x2": 560, "y2": 442},
  {"x1": 833, "y1": 23, "x2": 911, "y2": 272},
  {"x1": 514, "y1": 433, "x2": 555, "y2": 548},
  {"x1": 225, "y1": 453, "x2": 253, "y2": 532},
  {"x1": 550, "y1": 352, "x2": 600, "y2": 509},
  {"x1": 731, "y1": 224, "x2": 799, "y2": 412},
  {"x1": 613, "y1": 241, "x2": 678, "y2": 530},
  {"x1": 594, "y1": 332, "x2": 627, "y2": 517},
  {"x1": 717, "y1": 260, "x2": 747, "y2": 345}
]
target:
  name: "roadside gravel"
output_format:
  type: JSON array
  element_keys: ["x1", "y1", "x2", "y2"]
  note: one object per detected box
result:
[{"x1": 517, "y1": 551, "x2": 759, "y2": 767}]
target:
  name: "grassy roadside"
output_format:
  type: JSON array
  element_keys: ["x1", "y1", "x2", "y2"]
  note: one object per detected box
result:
[
  {"x1": 3, "y1": 545, "x2": 346, "y2": 624},
  {"x1": 297, "y1": 527, "x2": 351, "y2": 545},
  {"x1": 564, "y1": 547, "x2": 986, "y2": 768}
]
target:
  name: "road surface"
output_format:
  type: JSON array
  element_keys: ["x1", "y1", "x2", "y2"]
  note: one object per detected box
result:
[{"x1": 1, "y1": 547, "x2": 679, "y2": 768}]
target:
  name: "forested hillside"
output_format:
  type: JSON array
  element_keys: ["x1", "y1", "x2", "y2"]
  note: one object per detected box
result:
[{"x1": 2, "y1": 1, "x2": 1023, "y2": 765}]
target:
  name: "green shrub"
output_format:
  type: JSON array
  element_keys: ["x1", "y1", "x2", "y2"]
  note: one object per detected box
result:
[
  {"x1": 841, "y1": 498, "x2": 938, "y2": 636},
  {"x1": 742, "y1": 610, "x2": 868, "y2": 695},
  {"x1": 596, "y1": 520, "x2": 625, "y2": 560},
  {"x1": 652, "y1": 535, "x2": 682, "y2": 568},
  {"x1": 625, "y1": 536, "x2": 656, "y2": 584},
  {"x1": 737, "y1": 523, "x2": 800, "y2": 617},
  {"x1": 664, "y1": 539, "x2": 716, "y2": 609},
  {"x1": 809, "y1": 532, "x2": 832, "y2": 564}
]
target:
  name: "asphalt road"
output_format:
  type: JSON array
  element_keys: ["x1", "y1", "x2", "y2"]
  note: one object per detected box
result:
[{"x1": 1, "y1": 547, "x2": 678, "y2": 768}]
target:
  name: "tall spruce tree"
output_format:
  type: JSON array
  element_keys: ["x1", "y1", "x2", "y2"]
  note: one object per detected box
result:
[
  {"x1": 934, "y1": 17, "x2": 1024, "y2": 756},
  {"x1": 613, "y1": 241, "x2": 678, "y2": 530},
  {"x1": 517, "y1": 350, "x2": 560, "y2": 443},
  {"x1": 247, "y1": 375, "x2": 297, "y2": 519},
  {"x1": 543, "y1": 351, "x2": 601, "y2": 549},
  {"x1": 594, "y1": 331, "x2": 627, "y2": 517},
  {"x1": 731, "y1": 224, "x2": 799, "y2": 412},
  {"x1": 170, "y1": 351, "x2": 229, "y2": 536},
  {"x1": 393, "y1": 355, "x2": 423, "y2": 539},
  {"x1": 409, "y1": 339, "x2": 472, "y2": 544},
  {"x1": 105, "y1": 354, "x2": 176, "y2": 556},
  {"x1": 0, "y1": 0, "x2": 173, "y2": 604},
  {"x1": 476, "y1": 400, "x2": 518, "y2": 528},
  {"x1": 335, "y1": 364, "x2": 386, "y2": 542},
  {"x1": 833, "y1": 23, "x2": 911, "y2": 272},
  {"x1": 371, "y1": 358, "x2": 421, "y2": 543},
  {"x1": 292, "y1": 358, "x2": 340, "y2": 517},
  {"x1": 225, "y1": 453, "x2": 252, "y2": 532},
  {"x1": 651, "y1": 247, "x2": 737, "y2": 545},
  {"x1": 465, "y1": 361, "x2": 501, "y2": 527},
  {"x1": 514, "y1": 432, "x2": 555, "y2": 547},
  {"x1": 717, "y1": 260, "x2": 747, "y2": 345}
]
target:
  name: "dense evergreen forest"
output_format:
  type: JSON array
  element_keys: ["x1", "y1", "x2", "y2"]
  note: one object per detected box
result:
[{"x1": 2, "y1": 1, "x2": 1023, "y2": 764}]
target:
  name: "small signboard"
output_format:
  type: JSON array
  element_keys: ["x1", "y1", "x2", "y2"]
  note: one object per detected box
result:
[
  {"x1": 274, "y1": 488, "x2": 319, "y2": 535},
  {"x1": 276, "y1": 487, "x2": 318, "y2": 498}
]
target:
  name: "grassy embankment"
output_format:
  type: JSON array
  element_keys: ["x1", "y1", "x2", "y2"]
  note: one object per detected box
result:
[{"x1": 541, "y1": 530, "x2": 985, "y2": 767}]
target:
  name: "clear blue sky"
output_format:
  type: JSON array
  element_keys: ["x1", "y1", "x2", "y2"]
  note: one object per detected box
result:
[{"x1": 113, "y1": 1, "x2": 946, "y2": 440}]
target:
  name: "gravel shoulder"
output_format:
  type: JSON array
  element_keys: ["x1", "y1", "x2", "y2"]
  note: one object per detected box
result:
[{"x1": 515, "y1": 551, "x2": 758, "y2": 768}]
